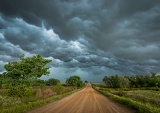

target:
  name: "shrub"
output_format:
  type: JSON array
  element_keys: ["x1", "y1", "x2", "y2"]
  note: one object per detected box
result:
[
  {"x1": 117, "y1": 89, "x2": 127, "y2": 96},
  {"x1": 4, "y1": 85, "x2": 34, "y2": 97},
  {"x1": 53, "y1": 85, "x2": 64, "y2": 94},
  {"x1": 46, "y1": 78, "x2": 60, "y2": 86},
  {"x1": 0, "y1": 95, "x2": 21, "y2": 108}
]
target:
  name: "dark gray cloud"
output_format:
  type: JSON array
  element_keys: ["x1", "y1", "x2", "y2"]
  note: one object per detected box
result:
[{"x1": 0, "y1": 0, "x2": 160, "y2": 81}]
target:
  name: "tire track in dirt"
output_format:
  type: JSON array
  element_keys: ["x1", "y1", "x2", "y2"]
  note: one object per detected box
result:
[{"x1": 29, "y1": 84, "x2": 135, "y2": 113}]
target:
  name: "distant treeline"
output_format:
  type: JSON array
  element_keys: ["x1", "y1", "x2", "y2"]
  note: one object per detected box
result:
[{"x1": 103, "y1": 73, "x2": 160, "y2": 88}]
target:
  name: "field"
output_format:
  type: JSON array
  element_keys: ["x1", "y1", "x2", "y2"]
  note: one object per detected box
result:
[{"x1": 93, "y1": 83, "x2": 160, "y2": 113}]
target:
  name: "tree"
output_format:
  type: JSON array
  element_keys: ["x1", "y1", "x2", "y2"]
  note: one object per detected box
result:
[
  {"x1": 46, "y1": 78, "x2": 60, "y2": 86},
  {"x1": 127, "y1": 75, "x2": 138, "y2": 88},
  {"x1": 119, "y1": 76, "x2": 130, "y2": 88},
  {"x1": 66, "y1": 75, "x2": 83, "y2": 87},
  {"x1": 151, "y1": 72, "x2": 156, "y2": 78},
  {"x1": 103, "y1": 76, "x2": 113, "y2": 87},
  {"x1": 103, "y1": 75, "x2": 130, "y2": 88},
  {"x1": 4, "y1": 54, "x2": 52, "y2": 79},
  {"x1": 103, "y1": 75, "x2": 120, "y2": 88}
]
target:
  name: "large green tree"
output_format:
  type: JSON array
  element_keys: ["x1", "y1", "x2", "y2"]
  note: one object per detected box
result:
[{"x1": 4, "y1": 54, "x2": 52, "y2": 79}]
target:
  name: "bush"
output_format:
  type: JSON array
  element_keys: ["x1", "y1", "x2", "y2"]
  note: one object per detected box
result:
[
  {"x1": 53, "y1": 85, "x2": 64, "y2": 94},
  {"x1": 117, "y1": 89, "x2": 127, "y2": 96},
  {"x1": 0, "y1": 95, "x2": 21, "y2": 108},
  {"x1": 46, "y1": 78, "x2": 60, "y2": 86},
  {"x1": 4, "y1": 85, "x2": 34, "y2": 97}
]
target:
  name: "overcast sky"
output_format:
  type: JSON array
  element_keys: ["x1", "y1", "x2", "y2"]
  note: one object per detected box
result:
[{"x1": 0, "y1": 0, "x2": 160, "y2": 82}]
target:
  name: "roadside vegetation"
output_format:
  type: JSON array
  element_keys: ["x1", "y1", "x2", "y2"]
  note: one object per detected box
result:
[
  {"x1": 0, "y1": 54, "x2": 84, "y2": 113},
  {"x1": 66, "y1": 75, "x2": 83, "y2": 87},
  {"x1": 93, "y1": 73, "x2": 160, "y2": 113}
]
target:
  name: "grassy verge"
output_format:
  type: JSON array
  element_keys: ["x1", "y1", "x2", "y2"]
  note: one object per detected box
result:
[
  {"x1": 0, "y1": 88, "x2": 83, "y2": 113},
  {"x1": 92, "y1": 85, "x2": 160, "y2": 113}
]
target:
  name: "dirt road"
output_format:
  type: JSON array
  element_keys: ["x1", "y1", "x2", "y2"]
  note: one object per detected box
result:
[{"x1": 29, "y1": 84, "x2": 135, "y2": 113}]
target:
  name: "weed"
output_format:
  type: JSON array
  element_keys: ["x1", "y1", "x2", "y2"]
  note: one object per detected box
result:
[{"x1": 0, "y1": 95, "x2": 21, "y2": 109}]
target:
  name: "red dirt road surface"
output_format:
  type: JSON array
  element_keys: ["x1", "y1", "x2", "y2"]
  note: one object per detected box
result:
[{"x1": 29, "y1": 84, "x2": 135, "y2": 113}]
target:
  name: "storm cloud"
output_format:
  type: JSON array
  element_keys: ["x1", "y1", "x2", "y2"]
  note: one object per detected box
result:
[{"x1": 0, "y1": 0, "x2": 160, "y2": 81}]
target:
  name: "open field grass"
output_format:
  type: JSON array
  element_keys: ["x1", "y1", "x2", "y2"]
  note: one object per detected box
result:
[
  {"x1": 92, "y1": 84, "x2": 160, "y2": 113},
  {"x1": 126, "y1": 90, "x2": 160, "y2": 108},
  {"x1": 91, "y1": 82, "x2": 106, "y2": 87},
  {"x1": 127, "y1": 90, "x2": 160, "y2": 99}
]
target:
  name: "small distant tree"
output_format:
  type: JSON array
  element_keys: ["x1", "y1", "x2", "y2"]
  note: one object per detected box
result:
[
  {"x1": 4, "y1": 54, "x2": 52, "y2": 80},
  {"x1": 66, "y1": 75, "x2": 83, "y2": 87},
  {"x1": 46, "y1": 78, "x2": 60, "y2": 86}
]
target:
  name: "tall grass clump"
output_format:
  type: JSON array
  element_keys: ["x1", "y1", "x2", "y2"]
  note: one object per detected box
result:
[{"x1": 0, "y1": 95, "x2": 21, "y2": 109}]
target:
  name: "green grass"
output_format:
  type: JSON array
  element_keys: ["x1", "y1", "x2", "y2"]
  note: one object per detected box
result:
[
  {"x1": 60, "y1": 82, "x2": 66, "y2": 85},
  {"x1": 91, "y1": 82, "x2": 106, "y2": 87},
  {"x1": 126, "y1": 90, "x2": 160, "y2": 107},
  {"x1": 92, "y1": 85, "x2": 160, "y2": 113},
  {"x1": 127, "y1": 90, "x2": 160, "y2": 99},
  {"x1": 102, "y1": 88, "x2": 160, "y2": 107}
]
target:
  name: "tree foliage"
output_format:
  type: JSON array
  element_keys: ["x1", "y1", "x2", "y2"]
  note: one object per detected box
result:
[
  {"x1": 4, "y1": 54, "x2": 52, "y2": 79},
  {"x1": 127, "y1": 74, "x2": 160, "y2": 88},
  {"x1": 103, "y1": 75, "x2": 130, "y2": 88},
  {"x1": 66, "y1": 75, "x2": 83, "y2": 87},
  {"x1": 46, "y1": 78, "x2": 60, "y2": 86},
  {"x1": 103, "y1": 73, "x2": 160, "y2": 88}
]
